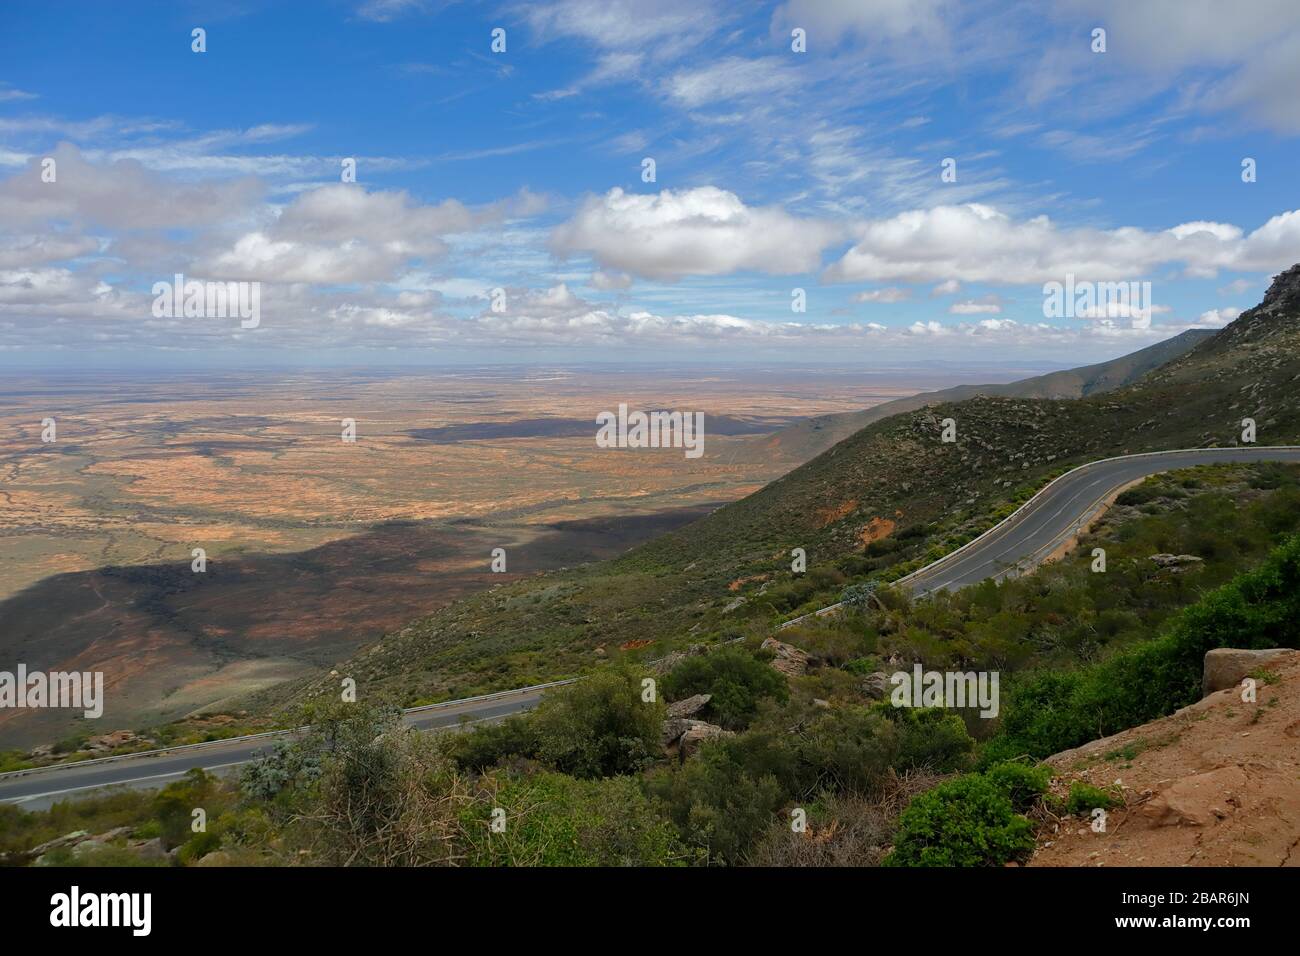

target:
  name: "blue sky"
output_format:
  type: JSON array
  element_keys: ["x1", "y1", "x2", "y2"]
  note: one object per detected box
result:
[{"x1": 1, "y1": 0, "x2": 1298, "y2": 367}]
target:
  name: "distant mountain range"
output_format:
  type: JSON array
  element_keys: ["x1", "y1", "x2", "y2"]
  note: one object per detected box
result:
[{"x1": 742, "y1": 328, "x2": 1215, "y2": 465}]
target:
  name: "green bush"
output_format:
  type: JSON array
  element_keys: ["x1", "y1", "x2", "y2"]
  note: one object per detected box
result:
[
  {"x1": 990, "y1": 533, "x2": 1300, "y2": 759},
  {"x1": 661, "y1": 648, "x2": 787, "y2": 730},
  {"x1": 885, "y1": 774, "x2": 1035, "y2": 867},
  {"x1": 1066, "y1": 781, "x2": 1119, "y2": 815},
  {"x1": 462, "y1": 772, "x2": 694, "y2": 866},
  {"x1": 885, "y1": 706, "x2": 976, "y2": 774},
  {"x1": 646, "y1": 731, "x2": 794, "y2": 865},
  {"x1": 449, "y1": 715, "x2": 538, "y2": 771},
  {"x1": 984, "y1": 760, "x2": 1051, "y2": 812},
  {"x1": 530, "y1": 666, "x2": 664, "y2": 778}
]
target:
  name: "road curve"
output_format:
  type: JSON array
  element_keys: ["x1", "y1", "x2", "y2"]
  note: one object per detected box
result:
[
  {"x1": 5, "y1": 446, "x2": 1298, "y2": 808},
  {"x1": 781, "y1": 445, "x2": 1300, "y2": 626}
]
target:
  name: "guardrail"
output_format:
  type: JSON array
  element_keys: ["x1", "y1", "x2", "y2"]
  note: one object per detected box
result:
[{"x1": 0, "y1": 677, "x2": 583, "y2": 783}]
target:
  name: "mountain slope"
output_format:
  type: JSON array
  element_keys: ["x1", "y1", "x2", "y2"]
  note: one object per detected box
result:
[
  {"x1": 278, "y1": 267, "x2": 1300, "y2": 713},
  {"x1": 744, "y1": 328, "x2": 1214, "y2": 464}
]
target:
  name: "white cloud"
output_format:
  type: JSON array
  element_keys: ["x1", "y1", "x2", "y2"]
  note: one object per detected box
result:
[
  {"x1": 0, "y1": 234, "x2": 100, "y2": 268},
  {"x1": 1218, "y1": 278, "x2": 1255, "y2": 295},
  {"x1": 550, "y1": 186, "x2": 844, "y2": 280},
  {"x1": 666, "y1": 56, "x2": 802, "y2": 108},
  {"x1": 1196, "y1": 306, "x2": 1242, "y2": 328},
  {"x1": 1044, "y1": 0, "x2": 1300, "y2": 133},
  {"x1": 200, "y1": 184, "x2": 539, "y2": 283},
  {"x1": 590, "y1": 270, "x2": 633, "y2": 290},
  {"x1": 0, "y1": 144, "x2": 264, "y2": 230},
  {"x1": 824, "y1": 203, "x2": 1300, "y2": 285},
  {"x1": 518, "y1": 0, "x2": 724, "y2": 52},
  {"x1": 949, "y1": 298, "x2": 1001, "y2": 315},
  {"x1": 771, "y1": 0, "x2": 954, "y2": 46},
  {"x1": 852, "y1": 287, "x2": 911, "y2": 303}
]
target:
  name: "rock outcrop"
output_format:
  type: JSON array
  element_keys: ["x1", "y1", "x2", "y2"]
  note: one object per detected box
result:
[
  {"x1": 665, "y1": 693, "x2": 711, "y2": 719},
  {"x1": 1201, "y1": 647, "x2": 1292, "y2": 697},
  {"x1": 760, "y1": 637, "x2": 810, "y2": 678}
]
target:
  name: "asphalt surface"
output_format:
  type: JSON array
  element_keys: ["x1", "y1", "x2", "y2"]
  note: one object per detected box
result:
[
  {"x1": 780, "y1": 445, "x2": 1300, "y2": 625},
  {"x1": 901, "y1": 446, "x2": 1300, "y2": 595},
  {"x1": 0, "y1": 683, "x2": 564, "y2": 810},
  {"x1": 5, "y1": 445, "x2": 1298, "y2": 809}
]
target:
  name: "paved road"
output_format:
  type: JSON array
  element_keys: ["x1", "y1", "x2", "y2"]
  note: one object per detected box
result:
[
  {"x1": 0, "y1": 682, "x2": 568, "y2": 810},
  {"x1": 781, "y1": 445, "x2": 1300, "y2": 626},
  {"x1": 5, "y1": 446, "x2": 1298, "y2": 808}
]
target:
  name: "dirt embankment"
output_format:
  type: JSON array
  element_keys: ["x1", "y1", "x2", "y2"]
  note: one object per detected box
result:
[{"x1": 1029, "y1": 651, "x2": 1300, "y2": 867}]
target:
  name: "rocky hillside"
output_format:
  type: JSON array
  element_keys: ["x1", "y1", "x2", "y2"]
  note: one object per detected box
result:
[
  {"x1": 275, "y1": 267, "x2": 1300, "y2": 713},
  {"x1": 1030, "y1": 649, "x2": 1300, "y2": 867}
]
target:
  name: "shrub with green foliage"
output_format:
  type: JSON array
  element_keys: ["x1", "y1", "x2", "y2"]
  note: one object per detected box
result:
[
  {"x1": 983, "y1": 760, "x2": 1051, "y2": 812},
  {"x1": 989, "y1": 532, "x2": 1300, "y2": 760},
  {"x1": 1066, "y1": 781, "x2": 1119, "y2": 815},
  {"x1": 884, "y1": 705, "x2": 976, "y2": 774},
  {"x1": 646, "y1": 729, "x2": 795, "y2": 864},
  {"x1": 529, "y1": 665, "x2": 664, "y2": 778},
  {"x1": 885, "y1": 774, "x2": 1036, "y2": 867},
  {"x1": 661, "y1": 647, "x2": 788, "y2": 730},
  {"x1": 462, "y1": 772, "x2": 694, "y2": 866},
  {"x1": 448, "y1": 714, "x2": 538, "y2": 772}
]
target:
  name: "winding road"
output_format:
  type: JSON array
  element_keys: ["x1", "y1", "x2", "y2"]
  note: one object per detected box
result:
[{"x1": 4, "y1": 445, "x2": 1298, "y2": 809}]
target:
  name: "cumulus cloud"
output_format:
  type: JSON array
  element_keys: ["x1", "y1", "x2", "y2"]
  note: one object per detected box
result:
[
  {"x1": 200, "y1": 184, "x2": 540, "y2": 283},
  {"x1": 550, "y1": 186, "x2": 844, "y2": 280},
  {"x1": 1196, "y1": 307, "x2": 1243, "y2": 328},
  {"x1": 824, "y1": 203, "x2": 1300, "y2": 285},
  {"x1": 0, "y1": 144, "x2": 264, "y2": 230},
  {"x1": 0, "y1": 234, "x2": 99, "y2": 268}
]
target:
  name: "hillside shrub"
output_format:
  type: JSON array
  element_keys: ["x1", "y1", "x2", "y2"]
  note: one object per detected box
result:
[
  {"x1": 885, "y1": 774, "x2": 1035, "y2": 867},
  {"x1": 661, "y1": 648, "x2": 787, "y2": 730},
  {"x1": 988, "y1": 533, "x2": 1300, "y2": 761}
]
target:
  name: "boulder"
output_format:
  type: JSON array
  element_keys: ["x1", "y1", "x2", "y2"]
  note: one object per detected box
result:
[
  {"x1": 761, "y1": 637, "x2": 810, "y2": 678},
  {"x1": 661, "y1": 717, "x2": 697, "y2": 746},
  {"x1": 662, "y1": 717, "x2": 732, "y2": 755},
  {"x1": 72, "y1": 828, "x2": 134, "y2": 858},
  {"x1": 861, "y1": 671, "x2": 892, "y2": 700},
  {"x1": 665, "y1": 693, "x2": 711, "y2": 719},
  {"x1": 1202, "y1": 647, "x2": 1293, "y2": 697},
  {"x1": 84, "y1": 730, "x2": 141, "y2": 752},
  {"x1": 1148, "y1": 553, "x2": 1204, "y2": 571},
  {"x1": 1138, "y1": 766, "x2": 1247, "y2": 827},
  {"x1": 29, "y1": 830, "x2": 90, "y2": 857},
  {"x1": 651, "y1": 643, "x2": 710, "y2": 675},
  {"x1": 129, "y1": 837, "x2": 168, "y2": 863},
  {"x1": 677, "y1": 722, "x2": 732, "y2": 760}
]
